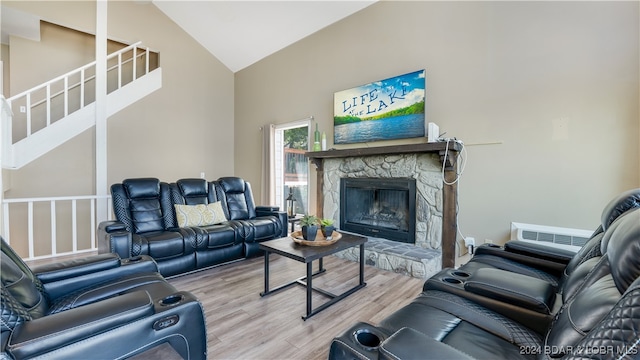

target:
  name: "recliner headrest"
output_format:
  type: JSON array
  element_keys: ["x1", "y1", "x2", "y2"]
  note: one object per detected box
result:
[
  {"x1": 123, "y1": 178, "x2": 161, "y2": 199},
  {"x1": 605, "y1": 208, "x2": 640, "y2": 293},
  {"x1": 601, "y1": 188, "x2": 640, "y2": 231},
  {"x1": 176, "y1": 178, "x2": 208, "y2": 197},
  {"x1": 218, "y1": 177, "x2": 246, "y2": 193}
]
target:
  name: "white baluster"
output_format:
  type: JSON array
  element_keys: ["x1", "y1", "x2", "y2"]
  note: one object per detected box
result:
[
  {"x1": 26, "y1": 93, "x2": 32, "y2": 136},
  {"x1": 90, "y1": 199, "x2": 96, "y2": 249},
  {"x1": 27, "y1": 202, "x2": 34, "y2": 258},
  {"x1": 133, "y1": 46, "x2": 137, "y2": 80},
  {"x1": 3, "y1": 202, "x2": 10, "y2": 243},
  {"x1": 72, "y1": 199, "x2": 77, "y2": 252},
  {"x1": 118, "y1": 52, "x2": 122, "y2": 89},
  {"x1": 64, "y1": 76, "x2": 69, "y2": 117},
  {"x1": 51, "y1": 201, "x2": 57, "y2": 255},
  {"x1": 80, "y1": 68, "x2": 85, "y2": 108},
  {"x1": 46, "y1": 84, "x2": 51, "y2": 126}
]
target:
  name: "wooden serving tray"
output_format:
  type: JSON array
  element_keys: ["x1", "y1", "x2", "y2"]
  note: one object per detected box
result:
[{"x1": 291, "y1": 230, "x2": 342, "y2": 246}]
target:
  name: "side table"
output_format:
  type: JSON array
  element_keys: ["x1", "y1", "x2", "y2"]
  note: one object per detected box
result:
[{"x1": 287, "y1": 216, "x2": 302, "y2": 233}]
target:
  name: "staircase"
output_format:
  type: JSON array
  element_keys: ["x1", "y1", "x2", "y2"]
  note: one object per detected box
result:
[{"x1": 2, "y1": 42, "x2": 162, "y2": 169}]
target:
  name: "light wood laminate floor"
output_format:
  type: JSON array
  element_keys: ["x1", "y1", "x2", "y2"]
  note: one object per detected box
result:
[{"x1": 167, "y1": 254, "x2": 424, "y2": 360}]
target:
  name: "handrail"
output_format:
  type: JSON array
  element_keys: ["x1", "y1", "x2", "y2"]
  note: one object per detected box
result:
[
  {"x1": 2, "y1": 194, "x2": 112, "y2": 203},
  {"x1": 9, "y1": 62, "x2": 96, "y2": 103},
  {"x1": 2, "y1": 195, "x2": 113, "y2": 261},
  {"x1": 5, "y1": 41, "x2": 156, "y2": 144},
  {"x1": 8, "y1": 42, "x2": 142, "y2": 101},
  {"x1": 28, "y1": 51, "x2": 149, "y2": 110}
]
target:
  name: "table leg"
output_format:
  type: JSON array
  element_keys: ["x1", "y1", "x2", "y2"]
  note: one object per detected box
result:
[
  {"x1": 319, "y1": 257, "x2": 324, "y2": 272},
  {"x1": 260, "y1": 251, "x2": 270, "y2": 296},
  {"x1": 359, "y1": 243, "x2": 365, "y2": 285},
  {"x1": 302, "y1": 247, "x2": 367, "y2": 320},
  {"x1": 306, "y1": 262, "x2": 313, "y2": 318}
]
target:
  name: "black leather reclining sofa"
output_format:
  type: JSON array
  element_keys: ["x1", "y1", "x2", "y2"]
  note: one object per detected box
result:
[
  {"x1": 1, "y1": 237, "x2": 206, "y2": 359},
  {"x1": 330, "y1": 189, "x2": 640, "y2": 360},
  {"x1": 98, "y1": 176, "x2": 287, "y2": 278}
]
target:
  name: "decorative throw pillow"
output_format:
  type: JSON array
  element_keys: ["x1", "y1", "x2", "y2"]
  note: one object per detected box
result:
[{"x1": 174, "y1": 202, "x2": 227, "y2": 227}]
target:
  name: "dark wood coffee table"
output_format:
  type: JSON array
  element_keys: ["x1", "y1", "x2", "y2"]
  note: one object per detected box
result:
[{"x1": 259, "y1": 232, "x2": 367, "y2": 320}]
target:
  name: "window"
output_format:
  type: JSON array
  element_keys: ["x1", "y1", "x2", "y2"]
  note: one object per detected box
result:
[{"x1": 274, "y1": 121, "x2": 310, "y2": 216}]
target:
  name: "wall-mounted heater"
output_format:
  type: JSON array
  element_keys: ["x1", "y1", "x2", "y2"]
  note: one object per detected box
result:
[{"x1": 510, "y1": 222, "x2": 593, "y2": 251}]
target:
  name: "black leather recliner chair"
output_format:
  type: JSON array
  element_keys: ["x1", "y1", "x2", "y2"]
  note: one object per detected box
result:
[
  {"x1": 1, "y1": 237, "x2": 207, "y2": 359},
  {"x1": 170, "y1": 178, "x2": 246, "y2": 270},
  {"x1": 215, "y1": 177, "x2": 287, "y2": 257},
  {"x1": 329, "y1": 190, "x2": 640, "y2": 360},
  {"x1": 104, "y1": 177, "x2": 199, "y2": 277}
]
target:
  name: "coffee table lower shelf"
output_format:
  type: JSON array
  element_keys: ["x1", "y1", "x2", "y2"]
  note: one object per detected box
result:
[{"x1": 258, "y1": 233, "x2": 367, "y2": 320}]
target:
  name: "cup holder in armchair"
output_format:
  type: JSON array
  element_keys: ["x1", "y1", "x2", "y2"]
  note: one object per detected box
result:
[
  {"x1": 353, "y1": 328, "x2": 382, "y2": 350},
  {"x1": 451, "y1": 270, "x2": 470, "y2": 278},
  {"x1": 442, "y1": 277, "x2": 463, "y2": 285},
  {"x1": 424, "y1": 268, "x2": 469, "y2": 292},
  {"x1": 159, "y1": 294, "x2": 184, "y2": 306},
  {"x1": 329, "y1": 322, "x2": 387, "y2": 359}
]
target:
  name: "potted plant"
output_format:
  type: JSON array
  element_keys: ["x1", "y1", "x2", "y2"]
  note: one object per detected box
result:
[
  {"x1": 320, "y1": 218, "x2": 335, "y2": 238},
  {"x1": 300, "y1": 214, "x2": 320, "y2": 241}
]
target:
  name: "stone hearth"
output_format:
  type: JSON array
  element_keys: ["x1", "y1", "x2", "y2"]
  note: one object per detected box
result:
[{"x1": 336, "y1": 234, "x2": 442, "y2": 278}]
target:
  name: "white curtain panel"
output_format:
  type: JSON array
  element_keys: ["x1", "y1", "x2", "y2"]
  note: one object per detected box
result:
[{"x1": 260, "y1": 124, "x2": 276, "y2": 205}]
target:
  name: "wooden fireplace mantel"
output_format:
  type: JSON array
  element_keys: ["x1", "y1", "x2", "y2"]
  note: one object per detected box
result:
[{"x1": 306, "y1": 141, "x2": 463, "y2": 268}]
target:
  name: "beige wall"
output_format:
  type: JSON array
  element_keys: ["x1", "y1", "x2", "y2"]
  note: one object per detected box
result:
[
  {"x1": 3, "y1": 1, "x2": 234, "y2": 253},
  {"x1": 1, "y1": 44, "x2": 8, "y2": 96},
  {"x1": 235, "y1": 1, "x2": 640, "y2": 244},
  {"x1": 104, "y1": 1, "x2": 234, "y2": 183}
]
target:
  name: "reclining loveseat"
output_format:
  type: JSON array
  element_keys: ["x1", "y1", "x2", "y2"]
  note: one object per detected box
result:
[
  {"x1": 98, "y1": 176, "x2": 287, "y2": 277},
  {"x1": 329, "y1": 189, "x2": 640, "y2": 360},
  {"x1": 0, "y1": 237, "x2": 207, "y2": 359}
]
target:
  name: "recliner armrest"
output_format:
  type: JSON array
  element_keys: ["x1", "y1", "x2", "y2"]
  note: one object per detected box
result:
[
  {"x1": 98, "y1": 220, "x2": 134, "y2": 258},
  {"x1": 379, "y1": 327, "x2": 474, "y2": 360},
  {"x1": 504, "y1": 240, "x2": 576, "y2": 264},
  {"x1": 424, "y1": 268, "x2": 556, "y2": 333},
  {"x1": 33, "y1": 253, "x2": 121, "y2": 283},
  {"x1": 101, "y1": 220, "x2": 128, "y2": 233},
  {"x1": 256, "y1": 205, "x2": 280, "y2": 212},
  {"x1": 473, "y1": 242, "x2": 570, "y2": 276},
  {"x1": 255, "y1": 208, "x2": 288, "y2": 238},
  {"x1": 464, "y1": 268, "x2": 556, "y2": 314},
  {"x1": 7, "y1": 291, "x2": 154, "y2": 359},
  {"x1": 39, "y1": 255, "x2": 159, "y2": 299}
]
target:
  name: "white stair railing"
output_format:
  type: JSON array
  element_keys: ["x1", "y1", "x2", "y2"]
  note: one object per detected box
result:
[
  {"x1": 4, "y1": 42, "x2": 153, "y2": 148},
  {"x1": 2, "y1": 195, "x2": 113, "y2": 261},
  {"x1": 1, "y1": 42, "x2": 160, "y2": 258}
]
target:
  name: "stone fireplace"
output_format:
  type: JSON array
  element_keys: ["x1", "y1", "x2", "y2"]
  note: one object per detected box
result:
[
  {"x1": 306, "y1": 143, "x2": 462, "y2": 279},
  {"x1": 321, "y1": 153, "x2": 444, "y2": 278}
]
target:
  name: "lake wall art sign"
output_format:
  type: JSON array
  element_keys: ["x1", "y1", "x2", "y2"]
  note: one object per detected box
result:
[{"x1": 333, "y1": 69, "x2": 425, "y2": 144}]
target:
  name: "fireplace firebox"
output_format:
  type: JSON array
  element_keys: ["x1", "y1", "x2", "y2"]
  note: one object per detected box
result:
[{"x1": 340, "y1": 178, "x2": 416, "y2": 244}]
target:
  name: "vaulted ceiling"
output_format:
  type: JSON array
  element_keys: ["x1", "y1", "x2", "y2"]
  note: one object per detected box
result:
[
  {"x1": 152, "y1": 1, "x2": 376, "y2": 72},
  {"x1": 1, "y1": 1, "x2": 376, "y2": 73}
]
